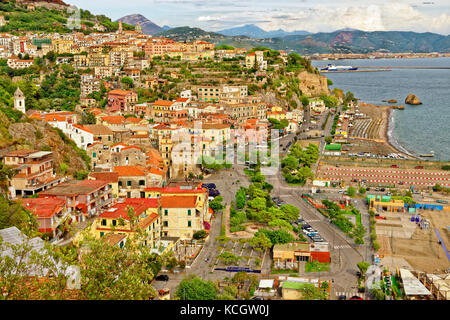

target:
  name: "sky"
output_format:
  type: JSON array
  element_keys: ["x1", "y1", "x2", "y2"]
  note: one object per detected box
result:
[{"x1": 67, "y1": 0, "x2": 450, "y2": 34}]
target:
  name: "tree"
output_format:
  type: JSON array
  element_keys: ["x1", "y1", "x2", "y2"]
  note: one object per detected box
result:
[
  {"x1": 357, "y1": 261, "x2": 370, "y2": 276},
  {"x1": 347, "y1": 186, "x2": 357, "y2": 197},
  {"x1": 193, "y1": 230, "x2": 208, "y2": 240},
  {"x1": 358, "y1": 187, "x2": 366, "y2": 194},
  {"x1": 257, "y1": 229, "x2": 293, "y2": 245},
  {"x1": 370, "y1": 288, "x2": 386, "y2": 300},
  {"x1": 249, "y1": 232, "x2": 272, "y2": 251},
  {"x1": 280, "y1": 204, "x2": 300, "y2": 221},
  {"x1": 0, "y1": 195, "x2": 38, "y2": 233},
  {"x1": 300, "y1": 284, "x2": 328, "y2": 300},
  {"x1": 325, "y1": 136, "x2": 333, "y2": 144},
  {"x1": 120, "y1": 76, "x2": 133, "y2": 88},
  {"x1": 80, "y1": 111, "x2": 96, "y2": 125},
  {"x1": 175, "y1": 274, "x2": 218, "y2": 300}
]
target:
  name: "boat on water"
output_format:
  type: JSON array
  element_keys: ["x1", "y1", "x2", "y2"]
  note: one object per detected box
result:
[
  {"x1": 320, "y1": 64, "x2": 358, "y2": 71},
  {"x1": 420, "y1": 151, "x2": 435, "y2": 157}
]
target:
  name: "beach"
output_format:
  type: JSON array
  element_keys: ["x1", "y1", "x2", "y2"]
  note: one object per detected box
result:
[{"x1": 353, "y1": 102, "x2": 416, "y2": 159}]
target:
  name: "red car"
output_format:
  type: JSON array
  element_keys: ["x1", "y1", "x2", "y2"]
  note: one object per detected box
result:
[{"x1": 349, "y1": 296, "x2": 363, "y2": 300}]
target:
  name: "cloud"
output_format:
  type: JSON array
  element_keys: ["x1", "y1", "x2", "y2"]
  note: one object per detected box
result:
[{"x1": 68, "y1": 0, "x2": 450, "y2": 34}]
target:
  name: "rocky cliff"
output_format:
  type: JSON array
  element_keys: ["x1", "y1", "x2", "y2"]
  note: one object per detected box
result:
[
  {"x1": 0, "y1": 110, "x2": 88, "y2": 175},
  {"x1": 296, "y1": 70, "x2": 329, "y2": 97}
]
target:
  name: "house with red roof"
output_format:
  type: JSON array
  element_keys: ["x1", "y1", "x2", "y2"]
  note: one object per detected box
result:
[
  {"x1": 39, "y1": 179, "x2": 113, "y2": 222},
  {"x1": 22, "y1": 198, "x2": 69, "y2": 238},
  {"x1": 95, "y1": 198, "x2": 162, "y2": 251}
]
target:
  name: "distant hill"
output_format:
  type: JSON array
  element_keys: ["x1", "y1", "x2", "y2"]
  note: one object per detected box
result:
[
  {"x1": 155, "y1": 26, "x2": 233, "y2": 42},
  {"x1": 218, "y1": 24, "x2": 310, "y2": 39},
  {"x1": 158, "y1": 26, "x2": 450, "y2": 54},
  {"x1": 116, "y1": 14, "x2": 163, "y2": 35}
]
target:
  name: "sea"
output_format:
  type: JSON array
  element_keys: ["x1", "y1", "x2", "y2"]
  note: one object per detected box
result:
[{"x1": 311, "y1": 57, "x2": 450, "y2": 161}]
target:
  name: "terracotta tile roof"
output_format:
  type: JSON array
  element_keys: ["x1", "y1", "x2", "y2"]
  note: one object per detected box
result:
[
  {"x1": 84, "y1": 124, "x2": 113, "y2": 135},
  {"x1": 88, "y1": 172, "x2": 119, "y2": 183},
  {"x1": 145, "y1": 186, "x2": 206, "y2": 194},
  {"x1": 40, "y1": 179, "x2": 110, "y2": 196},
  {"x1": 114, "y1": 166, "x2": 147, "y2": 177},
  {"x1": 109, "y1": 89, "x2": 134, "y2": 96},
  {"x1": 101, "y1": 116, "x2": 125, "y2": 124},
  {"x1": 148, "y1": 167, "x2": 164, "y2": 176},
  {"x1": 125, "y1": 117, "x2": 142, "y2": 123},
  {"x1": 72, "y1": 124, "x2": 93, "y2": 134},
  {"x1": 102, "y1": 233, "x2": 126, "y2": 246},
  {"x1": 160, "y1": 195, "x2": 197, "y2": 208},
  {"x1": 153, "y1": 100, "x2": 174, "y2": 107},
  {"x1": 5, "y1": 149, "x2": 38, "y2": 157},
  {"x1": 99, "y1": 198, "x2": 159, "y2": 219},
  {"x1": 21, "y1": 198, "x2": 66, "y2": 218},
  {"x1": 175, "y1": 97, "x2": 189, "y2": 102}
]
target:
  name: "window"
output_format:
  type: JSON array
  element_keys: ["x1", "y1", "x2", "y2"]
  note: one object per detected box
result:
[
  {"x1": 139, "y1": 180, "x2": 145, "y2": 186},
  {"x1": 118, "y1": 181, "x2": 123, "y2": 187},
  {"x1": 127, "y1": 181, "x2": 131, "y2": 186},
  {"x1": 112, "y1": 220, "x2": 117, "y2": 226},
  {"x1": 164, "y1": 209, "x2": 168, "y2": 216},
  {"x1": 93, "y1": 152, "x2": 96, "y2": 158},
  {"x1": 163, "y1": 221, "x2": 168, "y2": 227},
  {"x1": 188, "y1": 209, "x2": 191, "y2": 216},
  {"x1": 100, "y1": 232, "x2": 104, "y2": 237},
  {"x1": 101, "y1": 219, "x2": 107, "y2": 226},
  {"x1": 188, "y1": 221, "x2": 192, "y2": 227}
]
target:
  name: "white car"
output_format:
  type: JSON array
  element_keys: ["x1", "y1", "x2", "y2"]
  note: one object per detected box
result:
[{"x1": 208, "y1": 196, "x2": 215, "y2": 201}]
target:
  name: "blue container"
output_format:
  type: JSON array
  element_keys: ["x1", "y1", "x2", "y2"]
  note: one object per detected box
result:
[
  {"x1": 415, "y1": 216, "x2": 420, "y2": 223},
  {"x1": 411, "y1": 215, "x2": 415, "y2": 222}
]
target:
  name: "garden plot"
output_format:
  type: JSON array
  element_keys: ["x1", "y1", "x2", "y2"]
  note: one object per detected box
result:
[{"x1": 213, "y1": 240, "x2": 266, "y2": 270}]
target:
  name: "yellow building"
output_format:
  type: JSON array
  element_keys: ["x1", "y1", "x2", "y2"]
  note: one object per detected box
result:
[
  {"x1": 52, "y1": 39, "x2": 74, "y2": 54},
  {"x1": 144, "y1": 185, "x2": 210, "y2": 239},
  {"x1": 95, "y1": 198, "x2": 162, "y2": 252},
  {"x1": 369, "y1": 196, "x2": 405, "y2": 213},
  {"x1": 159, "y1": 195, "x2": 204, "y2": 240}
]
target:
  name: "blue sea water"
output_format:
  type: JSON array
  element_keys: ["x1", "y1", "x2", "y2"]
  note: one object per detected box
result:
[{"x1": 312, "y1": 58, "x2": 450, "y2": 161}]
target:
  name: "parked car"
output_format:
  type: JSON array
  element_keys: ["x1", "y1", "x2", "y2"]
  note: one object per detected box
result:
[
  {"x1": 250, "y1": 296, "x2": 264, "y2": 300},
  {"x1": 208, "y1": 196, "x2": 215, "y2": 201},
  {"x1": 208, "y1": 189, "x2": 220, "y2": 197},
  {"x1": 155, "y1": 275, "x2": 169, "y2": 281},
  {"x1": 302, "y1": 224, "x2": 311, "y2": 230},
  {"x1": 338, "y1": 295, "x2": 346, "y2": 300},
  {"x1": 349, "y1": 296, "x2": 363, "y2": 300}
]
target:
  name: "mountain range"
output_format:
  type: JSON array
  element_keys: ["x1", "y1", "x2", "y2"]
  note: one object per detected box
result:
[
  {"x1": 116, "y1": 14, "x2": 169, "y2": 35},
  {"x1": 217, "y1": 24, "x2": 310, "y2": 39}
]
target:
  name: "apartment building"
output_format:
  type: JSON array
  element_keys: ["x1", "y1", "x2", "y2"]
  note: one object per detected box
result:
[
  {"x1": 95, "y1": 198, "x2": 162, "y2": 252},
  {"x1": 39, "y1": 179, "x2": 113, "y2": 222},
  {"x1": 196, "y1": 85, "x2": 248, "y2": 103},
  {"x1": 107, "y1": 89, "x2": 138, "y2": 114},
  {"x1": 2, "y1": 150, "x2": 63, "y2": 199}
]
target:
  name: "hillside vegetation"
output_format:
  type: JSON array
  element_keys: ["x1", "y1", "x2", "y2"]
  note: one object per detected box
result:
[{"x1": 0, "y1": 0, "x2": 135, "y2": 34}]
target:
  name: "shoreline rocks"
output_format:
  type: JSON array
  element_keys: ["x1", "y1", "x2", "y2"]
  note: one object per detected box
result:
[
  {"x1": 405, "y1": 93, "x2": 422, "y2": 105},
  {"x1": 388, "y1": 99, "x2": 398, "y2": 103}
]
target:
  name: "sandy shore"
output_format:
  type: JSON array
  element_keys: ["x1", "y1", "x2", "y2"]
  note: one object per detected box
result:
[{"x1": 357, "y1": 102, "x2": 417, "y2": 159}]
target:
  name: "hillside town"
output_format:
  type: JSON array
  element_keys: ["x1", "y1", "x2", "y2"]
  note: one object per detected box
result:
[{"x1": 0, "y1": 0, "x2": 449, "y2": 302}]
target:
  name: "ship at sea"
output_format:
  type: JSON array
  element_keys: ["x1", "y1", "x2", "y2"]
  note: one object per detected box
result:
[{"x1": 320, "y1": 64, "x2": 358, "y2": 71}]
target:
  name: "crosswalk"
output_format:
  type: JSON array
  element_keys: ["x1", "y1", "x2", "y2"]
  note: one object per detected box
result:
[
  {"x1": 304, "y1": 219, "x2": 321, "y2": 223},
  {"x1": 333, "y1": 245, "x2": 352, "y2": 249}
]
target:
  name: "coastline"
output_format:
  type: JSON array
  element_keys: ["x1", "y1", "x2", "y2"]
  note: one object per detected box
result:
[
  {"x1": 384, "y1": 108, "x2": 418, "y2": 159},
  {"x1": 357, "y1": 102, "x2": 418, "y2": 160}
]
